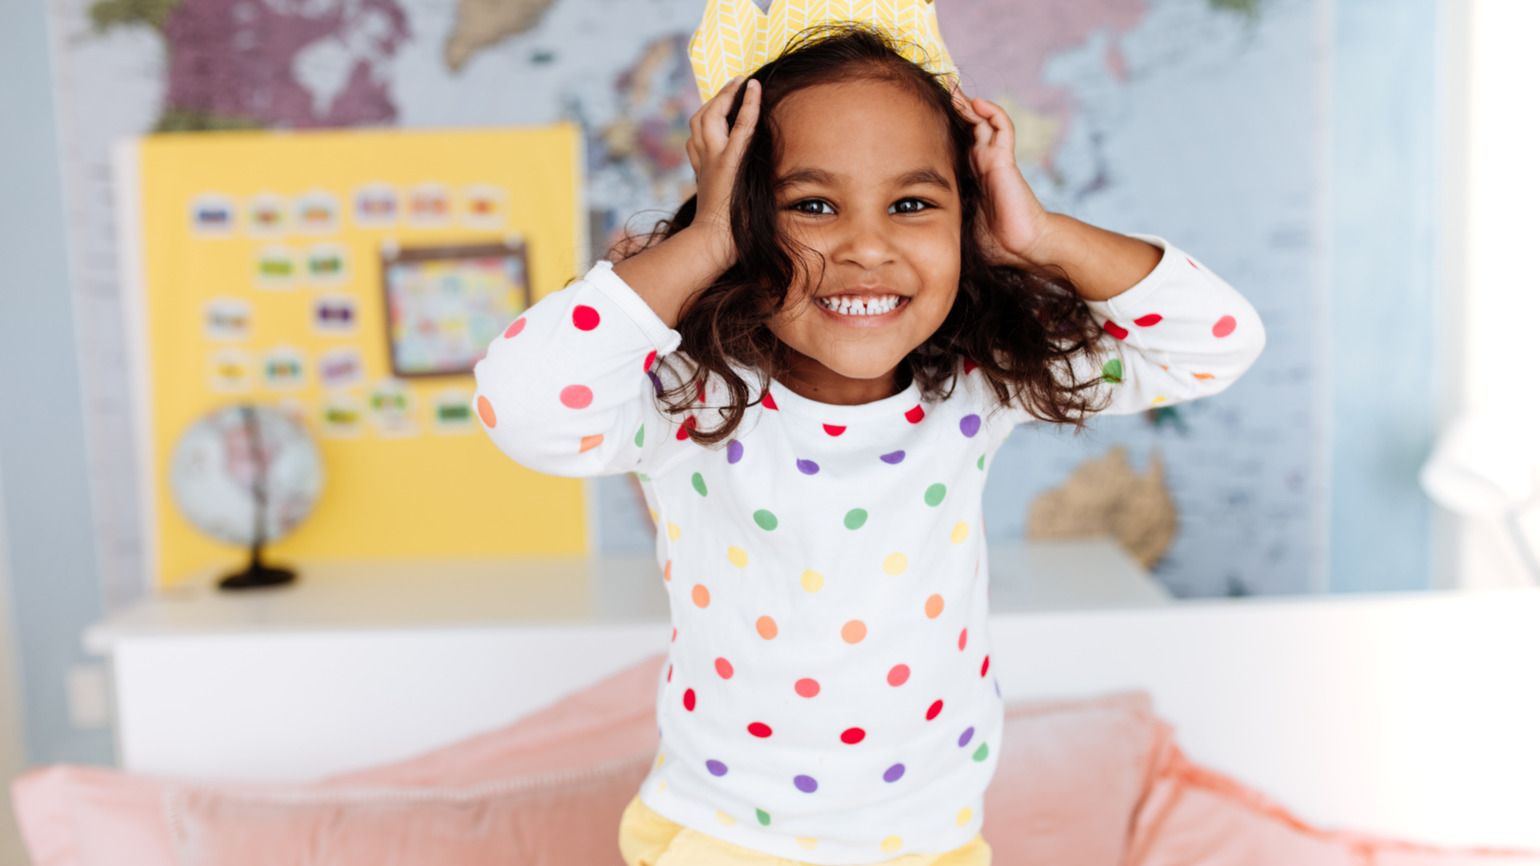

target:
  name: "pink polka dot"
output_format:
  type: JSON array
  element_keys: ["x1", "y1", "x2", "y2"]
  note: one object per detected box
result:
[
  {"x1": 1213, "y1": 315, "x2": 1237, "y2": 338},
  {"x1": 887, "y1": 664, "x2": 910, "y2": 687},
  {"x1": 716, "y1": 657, "x2": 734, "y2": 679},
  {"x1": 572, "y1": 305, "x2": 600, "y2": 330},
  {"x1": 795, "y1": 678, "x2": 821, "y2": 698},
  {"x1": 958, "y1": 628, "x2": 968, "y2": 651},
  {"x1": 666, "y1": 664, "x2": 672, "y2": 682},
  {"x1": 560, "y1": 385, "x2": 593, "y2": 409},
  {"x1": 503, "y1": 318, "x2": 526, "y2": 339}
]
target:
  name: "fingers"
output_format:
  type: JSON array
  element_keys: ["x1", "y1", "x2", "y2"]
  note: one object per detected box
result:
[
  {"x1": 726, "y1": 79, "x2": 760, "y2": 153},
  {"x1": 703, "y1": 75, "x2": 747, "y2": 152}
]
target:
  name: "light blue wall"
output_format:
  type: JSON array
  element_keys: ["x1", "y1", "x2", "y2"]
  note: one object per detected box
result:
[
  {"x1": 1329, "y1": 0, "x2": 1440, "y2": 593},
  {"x1": 0, "y1": 0, "x2": 114, "y2": 764}
]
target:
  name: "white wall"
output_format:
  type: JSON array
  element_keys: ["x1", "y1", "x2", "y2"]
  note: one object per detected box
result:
[{"x1": 1456, "y1": 0, "x2": 1540, "y2": 588}]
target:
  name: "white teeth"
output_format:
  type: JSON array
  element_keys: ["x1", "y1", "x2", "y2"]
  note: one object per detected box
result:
[{"x1": 817, "y1": 295, "x2": 901, "y2": 316}]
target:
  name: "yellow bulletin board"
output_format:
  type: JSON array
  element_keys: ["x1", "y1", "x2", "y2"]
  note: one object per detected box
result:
[{"x1": 115, "y1": 126, "x2": 592, "y2": 589}]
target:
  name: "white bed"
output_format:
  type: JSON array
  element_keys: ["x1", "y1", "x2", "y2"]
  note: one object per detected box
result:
[{"x1": 84, "y1": 539, "x2": 1540, "y2": 852}]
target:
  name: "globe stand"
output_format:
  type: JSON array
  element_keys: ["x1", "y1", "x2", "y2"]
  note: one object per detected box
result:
[{"x1": 218, "y1": 543, "x2": 297, "y2": 591}]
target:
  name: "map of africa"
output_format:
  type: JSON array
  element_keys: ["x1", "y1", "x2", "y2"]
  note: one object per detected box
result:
[{"x1": 52, "y1": 0, "x2": 1319, "y2": 604}]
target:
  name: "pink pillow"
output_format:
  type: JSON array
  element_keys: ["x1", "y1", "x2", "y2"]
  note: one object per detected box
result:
[{"x1": 1126, "y1": 739, "x2": 1540, "y2": 866}]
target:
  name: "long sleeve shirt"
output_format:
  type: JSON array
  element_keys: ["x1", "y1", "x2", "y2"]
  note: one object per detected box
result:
[{"x1": 472, "y1": 232, "x2": 1265, "y2": 864}]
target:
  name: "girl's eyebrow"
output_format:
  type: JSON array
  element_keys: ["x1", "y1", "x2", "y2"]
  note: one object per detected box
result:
[{"x1": 774, "y1": 166, "x2": 954, "y2": 193}]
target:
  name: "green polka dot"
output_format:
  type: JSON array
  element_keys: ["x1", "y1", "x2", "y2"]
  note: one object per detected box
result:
[
  {"x1": 1102, "y1": 358, "x2": 1124, "y2": 384},
  {"x1": 636, "y1": 472, "x2": 651, "y2": 482},
  {"x1": 756, "y1": 808, "x2": 771, "y2": 826},
  {"x1": 634, "y1": 424, "x2": 645, "y2": 447},
  {"x1": 753, "y1": 509, "x2": 778, "y2": 530},
  {"x1": 977, "y1": 454, "x2": 985, "y2": 470},
  {"x1": 844, "y1": 508, "x2": 868, "y2": 530},
  {"x1": 924, "y1": 483, "x2": 946, "y2": 506},
  {"x1": 972, "y1": 743, "x2": 989, "y2": 762},
  {"x1": 691, "y1": 472, "x2": 708, "y2": 496}
]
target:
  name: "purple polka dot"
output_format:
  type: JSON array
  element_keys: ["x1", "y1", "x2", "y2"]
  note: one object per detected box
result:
[
  {"x1": 958, "y1": 726, "x2": 975, "y2": 748},
  {"x1": 994, "y1": 678, "x2": 1002, "y2": 699},
  {"x1": 960, "y1": 414, "x2": 981, "y2": 437},
  {"x1": 883, "y1": 763, "x2": 905, "y2": 783},
  {"x1": 796, "y1": 458, "x2": 819, "y2": 475},
  {"x1": 648, "y1": 371, "x2": 663, "y2": 397},
  {"x1": 707, "y1": 759, "x2": 728, "y2": 777},
  {"x1": 727, "y1": 440, "x2": 743, "y2": 464},
  {"x1": 794, "y1": 774, "x2": 818, "y2": 793},
  {"x1": 880, "y1": 450, "x2": 906, "y2": 464}
]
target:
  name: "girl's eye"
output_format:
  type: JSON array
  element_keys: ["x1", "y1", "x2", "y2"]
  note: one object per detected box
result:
[{"x1": 789, "y1": 199, "x2": 833, "y2": 216}]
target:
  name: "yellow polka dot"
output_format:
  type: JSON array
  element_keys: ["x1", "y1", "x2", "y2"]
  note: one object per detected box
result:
[
  {"x1": 727, "y1": 545, "x2": 748, "y2": 568},
  {"x1": 801, "y1": 569, "x2": 824, "y2": 592},
  {"x1": 657, "y1": 780, "x2": 667, "y2": 792},
  {"x1": 1152, "y1": 395, "x2": 1167, "y2": 405},
  {"x1": 956, "y1": 807, "x2": 973, "y2": 826},
  {"x1": 648, "y1": 508, "x2": 658, "y2": 525},
  {"x1": 880, "y1": 835, "x2": 903, "y2": 853},
  {"x1": 655, "y1": 753, "x2": 666, "y2": 769},
  {"x1": 692, "y1": 584, "x2": 710, "y2": 608},
  {"x1": 925, "y1": 593, "x2": 945, "y2": 618},
  {"x1": 883, "y1": 552, "x2": 907, "y2": 575},
  {"x1": 667, "y1": 522, "x2": 681, "y2": 541},
  {"x1": 951, "y1": 521, "x2": 969, "y2": 544},
  {"x1": 715, "y1": 810, "x2": 736, "y2": 826},
  {"x1": 756, "y1": 615, "x2": 778, "y2": 639},
  {"x1": 795, "y1": 837, "x2": 818, "y2": 851},
  {"x1": 842, "y1": 619, "x2": 866, "y2": 643}
]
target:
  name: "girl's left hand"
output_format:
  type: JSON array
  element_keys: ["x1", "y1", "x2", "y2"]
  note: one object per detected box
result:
[{"x1": 950, "y1": 84, "x2": 1055, "y2": 269}]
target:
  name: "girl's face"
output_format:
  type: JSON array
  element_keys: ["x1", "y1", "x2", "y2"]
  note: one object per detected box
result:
[{"x1": 765, "y1": 77, "x2": 962, "y2": 405}]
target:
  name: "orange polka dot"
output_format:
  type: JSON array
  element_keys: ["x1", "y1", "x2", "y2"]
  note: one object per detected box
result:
[
  {"x1": 925, "y1": 594, "x2": 945, "y2": 618},
  {"x1": 578, "y1": 434, "x2": 604, "y2": 453},
  {"x1": 756, "y1": 616, "x2": 778, "y2": 639},
  {"x1": 663, "y1": 559, "x2": 672, "y2": 582},
  {"x1": 692, "y1": 584, "x2": 710, "y2": 608},
  {"x1": 842, "y1": 620, "x2": 867, "y2": 643},
  {"x1": 1193, "y1": 372, "x2": 1216, "y2": 380},
  {"x1": 476, "y1": 395, "x2": 496, "y2": 427}
]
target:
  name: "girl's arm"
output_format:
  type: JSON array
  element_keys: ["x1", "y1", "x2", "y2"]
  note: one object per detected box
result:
[{"x1": 1013, "y1": 229, "x2": 1267, "y2": 423}]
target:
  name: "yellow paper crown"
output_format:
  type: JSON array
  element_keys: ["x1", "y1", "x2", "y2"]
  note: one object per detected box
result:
[{"x1": 688, "y1": 0, "x2": 958, "y2": 103}]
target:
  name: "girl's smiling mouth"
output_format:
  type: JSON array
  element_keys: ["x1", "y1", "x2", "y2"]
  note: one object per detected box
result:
[{"x1": 814, "y1": 293, "x2": 911, "y2": 326}]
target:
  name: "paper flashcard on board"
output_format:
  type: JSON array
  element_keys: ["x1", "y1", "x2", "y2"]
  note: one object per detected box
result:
[{"x1": 116, "y1": 125, "x2": 591, "y2": 589}]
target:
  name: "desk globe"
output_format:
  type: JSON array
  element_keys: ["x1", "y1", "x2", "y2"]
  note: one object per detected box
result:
[{"x1": 168, "y1": 403, "x2": 324, "y2": 590}]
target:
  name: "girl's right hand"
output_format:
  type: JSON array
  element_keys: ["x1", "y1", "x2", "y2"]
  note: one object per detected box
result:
[{"x1": 685, "y1": 75, "x2": 761, "y2": 270}]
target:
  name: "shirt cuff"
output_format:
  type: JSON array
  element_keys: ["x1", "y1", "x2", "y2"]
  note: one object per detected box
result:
[{"x1": 582, "y1": 259, "x2": 684, "y2": 355}]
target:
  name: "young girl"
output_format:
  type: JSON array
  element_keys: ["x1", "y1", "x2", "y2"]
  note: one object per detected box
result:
[{"x1": 473, "y1": 23, "x2": 1265, "y2": 866}]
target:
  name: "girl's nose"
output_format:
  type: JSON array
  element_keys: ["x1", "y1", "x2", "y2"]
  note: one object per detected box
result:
[{"x1": 834, "y1": 213, "x2": 898, "y2": 269}]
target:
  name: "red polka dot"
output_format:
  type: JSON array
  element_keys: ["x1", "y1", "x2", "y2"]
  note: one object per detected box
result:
[
  {"x1": 1102, "y1": 321, "x2": 1129, "y2": 341},
  {"x1": 1186, "y1": 256, "x2": 1199, "y2": 269},
  {"x1": 748, "y1": 722, "x2": 773, "y2": 738},
  {"x1": 683, "y1": 688, "x2": 696, "y2": 711},
  {"x1": 905, "y1": 405, "x2": 925, "y2": 424},
  {"x1": 926, "y1": 699, "x2": 943, "y2": 721},
  {"x1": 887, "y1": 664, "x2": 910, "y2": 687},
  {"x1": 980, "y1": 655, "x2": 990, "y2": 677},
  {"x1": 572, "y1": 305, "x2": 600, "y2": 330},
  {"x1": 676, "y1": 416, "x2": 697, "y2": 440},
  {"x1": 823, "y1": 424, "x2": 846, "y2": 436},
  {"x1": 795, "y1": 678, "x2": 820, "y2": 698},
  {"x1": 958, "y1": 628, "x2": 968, "y2": 651},
  {"x1": 671, "y1": 627, "x2": 677, "y2": 642},
  {"x1": 1212, "y1": 315, "x2": 1237, "y2": 338},
  {"x1": 560, "y1": 385, "x2": 593, "y2": 409},
  {"x1": 716, "y1": 658, "x2": 734, "y2": 679},
  {"x1": 476, "y1": 395, "x2": 497, "y2": 428},
  {"x1": 840, "y1": 727, "x2": 866, "y2": 744},
  {"x1": 503, "y1": 318, "x2": 526, "y2": 339},
  {"x1": 762, "y1": 390, "x2": 778, "y2": 410},
  {"x1": 666, "y1": 664, "x2": 672, "y2": 682},
  {"x1": 1134, "y1": 313, "x2": 1163, "y2": 327},
  {"x1": 696, "y1": 380, "x2": 707, "y2": 403},
  {"x1": 643, "y1": 349, "x2": 657, "y2": 371},
  {"x1": 962, "y1": 357, "x2": 978, "y2": 374}
]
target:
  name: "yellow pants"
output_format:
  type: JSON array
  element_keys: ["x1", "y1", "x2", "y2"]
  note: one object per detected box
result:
[{"x1": 617, "y1": 794, "x2": 993, "y2": 866}]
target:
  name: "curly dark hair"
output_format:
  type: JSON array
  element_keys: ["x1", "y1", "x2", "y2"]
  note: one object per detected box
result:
[{"x1": 608, "y1": 21, "x2": 1112, "y2": 446}]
